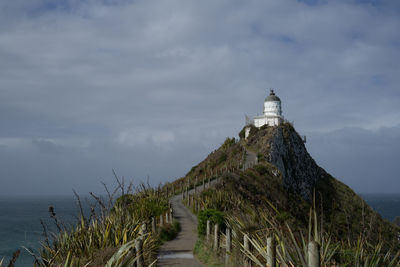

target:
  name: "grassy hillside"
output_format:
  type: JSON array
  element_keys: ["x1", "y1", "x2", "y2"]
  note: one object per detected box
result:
[
  {"x1": 21, "y1": 181, "x2": 176, "y2": 267},
  {"x1": 170, "y1": 123, "x2": 400, "y2": 265}
]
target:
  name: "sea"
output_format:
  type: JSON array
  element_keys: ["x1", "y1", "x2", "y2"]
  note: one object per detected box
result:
[
  {"x1": 0, "y1": 194, "x2": 399, "y2": 266},
  {"x1": 0, "y1": 195, "x2": 94, "y2": 267}
]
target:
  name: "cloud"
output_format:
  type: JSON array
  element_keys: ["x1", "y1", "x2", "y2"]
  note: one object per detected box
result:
[
  {"x1": 115, "y1": 128, "x2": 175, "y2": 148},
  {"x1": 0, "y1": 0, "x2": 399, "y2": 195},
  {"x1": 32, "y1": 139, "x2": 66, "y2": 154},
  {"x1": 307, "y1": 124, "x2": 400, "y2": 193}
]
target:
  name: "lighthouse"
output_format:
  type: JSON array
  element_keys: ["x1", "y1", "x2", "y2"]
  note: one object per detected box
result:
[{"x1": 244, "y1": 89, "x2": 284, "y2": 139}]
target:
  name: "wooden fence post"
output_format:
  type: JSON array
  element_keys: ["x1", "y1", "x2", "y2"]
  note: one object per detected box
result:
[
  {"x1": 151, "y1": 217, "x2": 156, "y2": 233},
  {"x1": 160, "y1": 213, "x2": 164, "y2": 226},
  {"x1": 181, "y1": 184, "x2": 183, "y2": 199},
  {"x1": 225, "y1": 227, "x2": 232, "y2": 266},
  {"x1": 169, "y1": 208, "x2": 173, "y2": 222},
  {"x1": 135, "y1": 238, "x2": 144, "y2": 267},
  {"x1": 267, "y1": 237, "x2": 276, "y2": 267},
  {"x1": 206, "y1": 220, "x2": 211, "y2": 241},
  {"x1": 140, "y1": 223, "x2": 147, "y2": 236},
  {"x1": 165, "y1": 211, "x2": 169, "y2": 224},
  {"x1": 308, "y1": 241, "x2": 320, "y2": 267},
  {"x1": 214, "y1": 224, "x2": 219, "y2": 251}
]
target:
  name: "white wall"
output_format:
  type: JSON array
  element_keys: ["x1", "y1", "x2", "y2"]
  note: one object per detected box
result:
[
  {"x1": 252, "y1": 100, "x2": 283, "y2": 128},
  {"x1": 264, "y1": 101, "x2": 282, "y2": 116}
]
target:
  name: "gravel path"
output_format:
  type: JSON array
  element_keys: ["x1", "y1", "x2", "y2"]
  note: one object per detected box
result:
[
  {"x1": 157, "y1": 177, "x2": 221, "y2": 266},
  {"x1": 157, "y1": 194, "x2": 204, "y2": 266}
]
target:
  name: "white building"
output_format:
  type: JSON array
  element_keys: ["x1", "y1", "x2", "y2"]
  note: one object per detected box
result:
[{"x1": 245, "y1": 89, "x2": 284, "y2": 138}]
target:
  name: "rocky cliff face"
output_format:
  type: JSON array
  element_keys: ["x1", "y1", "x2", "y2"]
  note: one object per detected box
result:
[
  {"x1": 246, "y1": 123, "x2": 326, "y2": 201},
  {"x1": 179, "y1": 122, "x2": 399, "y2": 246},
  {"x1": 268, "y1": 125, "x2": 325, "y2": 200}
]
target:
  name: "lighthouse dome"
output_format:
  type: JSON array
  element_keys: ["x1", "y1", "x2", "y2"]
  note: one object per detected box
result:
[{"x1": 265, "y1": 89, "x2": 281, "y2": 102}]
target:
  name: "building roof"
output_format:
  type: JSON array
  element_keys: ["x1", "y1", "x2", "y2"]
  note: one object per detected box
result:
[{"x1": 265, "y1": 89, "x2": 281, "y2": 102}]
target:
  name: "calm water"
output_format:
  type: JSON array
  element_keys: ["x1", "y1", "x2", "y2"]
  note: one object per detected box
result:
[
  {"x1": 0, "y1": 194, "x2": 399, "y2": 266},
  {"x1": 0, "y1": 196, "x2": 88, "y2": 266},
  {"x1": 361, "y1": 193, "x2": 400, "y2": 221}
]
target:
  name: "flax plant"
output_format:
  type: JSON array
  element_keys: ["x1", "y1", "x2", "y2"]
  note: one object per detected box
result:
[
  {"x1": 231, "y1": 204, "x2": 400, "y2": 267},
  {"x1": 30, "y1": 173, "x2": 169, "y2": 266}
]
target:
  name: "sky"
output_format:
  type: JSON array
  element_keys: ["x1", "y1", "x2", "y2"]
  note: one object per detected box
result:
[{"x1": 0, "y1": 0, "x2": 399, "y2": 196}]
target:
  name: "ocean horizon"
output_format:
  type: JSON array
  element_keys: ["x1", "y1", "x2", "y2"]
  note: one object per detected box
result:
[
  {"x1": 0, "y1": 193, "x2": 399, "y2": 266},
  {"x1": 0, "y1": 195, "x2": 97, "y2": 266}
]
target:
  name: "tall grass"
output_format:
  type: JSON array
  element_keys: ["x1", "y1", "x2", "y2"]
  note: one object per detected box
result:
[
  {"x1": 190, "y1": 160, "x2": 400, "y2": 266},
  {"x1": 28, "y1": 173, "x2": 169, "y2": 266},
  {"x1": 229, "y1": 204, "x2": 400, "y2": 266}
]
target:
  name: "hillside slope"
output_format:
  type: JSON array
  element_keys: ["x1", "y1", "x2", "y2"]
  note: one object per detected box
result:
[{"x1": 174, "y1": 123, "x2": 399, "y2": 247}]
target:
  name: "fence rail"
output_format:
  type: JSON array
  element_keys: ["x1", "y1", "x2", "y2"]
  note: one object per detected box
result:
[
  {"x1": 183, "y1": 176, "x2": 323, "y2": 267},
  {"x1": 126, "y1": 208, "x2": 174, "y2": 267}
]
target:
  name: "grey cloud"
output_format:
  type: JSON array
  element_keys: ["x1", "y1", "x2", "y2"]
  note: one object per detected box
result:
[
  {"x1": 0, "y1": 0, "x2": 399, "y2": 195},
  {"x1": 306, "y1": 125, "x2": 400, "y2": 193},
  {"x1": 32, "y1": 139, "x2": 66, "y2": 154}
]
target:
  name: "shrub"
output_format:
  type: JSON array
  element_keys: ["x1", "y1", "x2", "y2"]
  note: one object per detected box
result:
[
  {"x1": 239, "y1": 127, "x2": 246, "y2": 139},
  {"x1": 222, "y1": 138, "x2": 236, "y2": 149},
  {"x1": 249, "y1": 125, "x2": 259, "y2": 137},
  {"x1": 197, "y1": 209, "x2": 225, "y2": 236},
  {"x1": 114, "y1": 190, "x2": 169, "y2": 221},
  {"x1": 217, "y1": 152, "x2": 227, "y2": 165},
  {"x1": 254, "y1": 164, "x2": 269, "y2": 175},
  {"x1": 158, "y1": 220, "x2": 181, "y2": 243}
]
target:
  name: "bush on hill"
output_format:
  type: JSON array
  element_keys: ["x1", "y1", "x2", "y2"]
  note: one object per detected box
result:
[{"x1": 197, "y1": 209, "x2": 225, "y2": 236}]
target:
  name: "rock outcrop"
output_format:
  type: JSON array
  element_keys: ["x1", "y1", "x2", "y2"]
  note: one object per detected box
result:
[
  {"x1": 245, "y1": 123, "x2": 326, "y2": 201},
  {"x1": 268, "y1": 125, "x2": 323, "y2": 200},
  {"x1": 178, "y1": 122, "x2": 399, "y2": 246}
]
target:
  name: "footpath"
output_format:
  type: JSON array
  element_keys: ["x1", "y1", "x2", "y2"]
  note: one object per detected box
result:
[
  {"x1": 157, "y1": 193, "x2": 204, "y2": 266},
  {"x1": 157, "y1": 147, "x2": 256, "y2": 266},
  {"x1": 157, "y1": 195, "x2": 204, "y2": 267},
  {"x1": 157, "y1": 175, "x2": 221, "y2": 266}
]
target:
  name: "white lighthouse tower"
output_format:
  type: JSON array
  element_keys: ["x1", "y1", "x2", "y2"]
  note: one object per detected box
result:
[
  {"x1": 245, "y1": 89, "x2": 284, "y2": 139},
  {"x1": 254, "y1": 89, "x2": 284, "y2": 127}
]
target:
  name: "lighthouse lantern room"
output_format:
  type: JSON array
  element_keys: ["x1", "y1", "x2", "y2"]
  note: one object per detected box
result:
[{"x1": 245, "y1": 89, "x2": 284, "y2": 139}]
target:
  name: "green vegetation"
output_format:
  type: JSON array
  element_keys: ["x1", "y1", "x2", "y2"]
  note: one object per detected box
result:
[
  {"x1": 18, "y1": 123, "x2": 399, "y2": 266},
  {"x1": 197, "y1": 209, "x2": 225, "y2": 236},
  {"x1": 236, "y1": 206, "x2": 400, "y2": 266},
  {"x1": 163, "y1": 136, "x2": 244, "y2": 198},
  {"x1": 157, "y1": 220, "x2": 181, "y2": 244},
  {"x1": 28, "y1": 175, "x2": 172, "y2": 266},
  {"x1": 193, "y1": 238, "x2": 224, "y2": 267},
  {"x1": 182, "y1": 123, "x2": 400, "y2": 266},
  {"x1": 113, "y1": 184, "x2": 169, "y2": 221}
]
